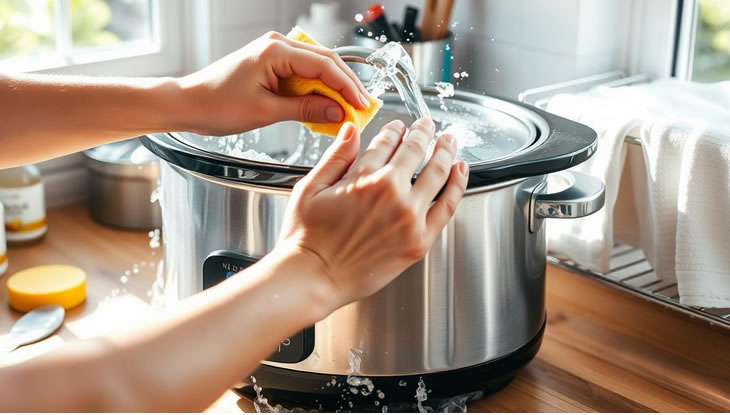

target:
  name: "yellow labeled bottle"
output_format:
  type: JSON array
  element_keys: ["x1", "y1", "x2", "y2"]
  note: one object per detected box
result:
[
  {"x1": 0, "y1": 202, "x2": 7, "y2": 276},
  {"x1": 0, "y1": 165, "x2": 47, "y2": 246}
]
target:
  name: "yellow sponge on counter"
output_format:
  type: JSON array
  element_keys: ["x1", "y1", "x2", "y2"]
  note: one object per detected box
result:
[
  {"x1": 279, "y1": 27, "x2": 382, "y2": 137},
  {"x1": 7, "y1": 265, "x2": 86, "y2": 312}
]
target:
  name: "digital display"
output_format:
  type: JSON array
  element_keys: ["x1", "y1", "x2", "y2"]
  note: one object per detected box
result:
[{"x1": 203, "y1": 250, "x2": 315, "y2": 364}]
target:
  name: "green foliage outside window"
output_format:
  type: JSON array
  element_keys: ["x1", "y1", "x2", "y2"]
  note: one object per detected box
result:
[
  {"x1": 0, "y1": 0, "x2": 119, "y2": 58},
  {"x1": 694, "y1": 0, "x2": 730, "y2": 81}
]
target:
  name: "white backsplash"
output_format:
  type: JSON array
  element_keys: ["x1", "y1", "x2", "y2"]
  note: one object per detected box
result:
[{"x1": 200, "y1": 0, "x2": 633, "y2": 98}]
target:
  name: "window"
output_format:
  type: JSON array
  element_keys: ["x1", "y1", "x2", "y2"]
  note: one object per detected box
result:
[
  {"x1": 0, "y1": 0, "x2": 182, "y2": 76},
  {"x1": 693, "y1": 0, "x2": 730, "y2": 80},
  {"x1": 675, "y1": 0, "x2": 730, "y2": 81}
]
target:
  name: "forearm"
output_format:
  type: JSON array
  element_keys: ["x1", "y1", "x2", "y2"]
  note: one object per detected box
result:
[
  {"x1": 0, "y1": 246, "x2": 333, "y2": 412},
  {"x1": 0, "y1": 74, "x2": 191, "y2": 168}
]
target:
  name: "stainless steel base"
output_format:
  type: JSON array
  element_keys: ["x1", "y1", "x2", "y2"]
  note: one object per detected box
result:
[{"x1": 160, "y1": 161, "x2": 547, "y2": 376}]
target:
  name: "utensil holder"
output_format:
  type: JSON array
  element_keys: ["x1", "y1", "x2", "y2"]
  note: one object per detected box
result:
[{"x1": 352, "y1": 31, "x2": 453, "y2": 85}]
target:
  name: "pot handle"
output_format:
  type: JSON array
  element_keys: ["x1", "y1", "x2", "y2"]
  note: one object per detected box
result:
[{"x1": 529, "y1": 171, "x2": 605, "y2": 233}]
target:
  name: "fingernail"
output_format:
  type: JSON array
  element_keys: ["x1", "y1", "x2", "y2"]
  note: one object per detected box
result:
[
  {"x1": 417, "y1": 118, "x2": 435, "y2": 133},
  {"x1": 459, "y1": 161, "x2": 469, "y2": 176},
  {"x1": 391, "y1": 119, "x2": 406, "y2": 133},
  {"x1": 340, "y1": 122, "x2": 355, "y2": 141},
  {"x1": 360, "y1": 93, "x2": 370, "y2": 108},
  {"x1": 442, "y1": 134, "x2": 456, "y2": 147},
  {"x1": 327, "y1": 106, "x2": 344, "y2": 122}
]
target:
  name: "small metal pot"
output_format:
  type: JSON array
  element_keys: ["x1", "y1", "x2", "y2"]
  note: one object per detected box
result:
[{"x1": 83, "y1": 138, "x2": 161, "y2": 230}]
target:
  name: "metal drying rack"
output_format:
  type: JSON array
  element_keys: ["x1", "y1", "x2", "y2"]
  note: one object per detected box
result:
[{"x1": 519, "y1": 71, "x2": 730, "y2": 330}]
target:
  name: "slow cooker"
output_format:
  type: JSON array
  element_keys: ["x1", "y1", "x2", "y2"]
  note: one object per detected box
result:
[{"x1": 140, "y1": 55, "x2": 605, "y2": 408}]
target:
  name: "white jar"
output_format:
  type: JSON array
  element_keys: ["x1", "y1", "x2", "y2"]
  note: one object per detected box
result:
[
  {"x1": 0, "y1": 202, "x2": 7, "y2": 276},
  {"x1": 0, "y1": 165, "x2": 47, "y2": 245}
]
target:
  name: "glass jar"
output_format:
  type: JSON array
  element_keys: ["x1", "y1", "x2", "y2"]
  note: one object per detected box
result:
[{"x1": 0, "y1": 165, "x2": 47, "y2": 246}]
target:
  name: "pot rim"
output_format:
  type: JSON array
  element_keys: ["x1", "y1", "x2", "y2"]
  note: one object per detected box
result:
[
  {"x1": 140, "y1": 89, "x2": 596, "y2": 189},
  {"x1": 167, "y1": 161, "x2": 529, "y2": 195}
]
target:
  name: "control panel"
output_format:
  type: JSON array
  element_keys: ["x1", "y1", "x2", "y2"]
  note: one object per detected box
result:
[{"x1": 203, "y1": 250, "x2": 315, "y2": 364}]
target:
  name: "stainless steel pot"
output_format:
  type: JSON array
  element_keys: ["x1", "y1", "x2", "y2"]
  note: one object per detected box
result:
[
  {"x1": 83, "y1": 138, "x2": 161, "y2": 230},
  {"x1": 141, "y1": 86, "x2": 604, "y2": 404}
]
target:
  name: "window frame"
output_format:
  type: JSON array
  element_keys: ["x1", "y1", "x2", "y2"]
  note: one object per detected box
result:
[
  {"x1": 2, "y1": 0, "x2": 185, "y2": 77},
  {"x1": 673, "y1": 0, "x2": 700, "y2": 80}
]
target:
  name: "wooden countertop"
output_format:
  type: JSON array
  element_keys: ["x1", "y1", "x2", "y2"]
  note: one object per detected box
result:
[{"x1": 1, "y1": 203, "x2": 729, "y2": 412}]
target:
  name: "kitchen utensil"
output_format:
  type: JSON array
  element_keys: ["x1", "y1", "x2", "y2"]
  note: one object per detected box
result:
[
  {"x1": 1, "y1": 305, "x2": 64, "y2": 353},
  {"x1": 139, "y1": 47, "x2": 604, "y2": 406},
  {"x1": 401, "y1": 6, "x2": 421, "y2": 42},
  {"x1": 362, "y1": 3, "x2": 400, "y2": 41},
  {"x1": 83, "y1": 138, "x2": 161, "y2": 230},
  {"x1": 421, "y1": 0, "x2": 438, "y2": 40},
  {"x1": 435, "y1": 0, "x2": 456, "y2": 39}
]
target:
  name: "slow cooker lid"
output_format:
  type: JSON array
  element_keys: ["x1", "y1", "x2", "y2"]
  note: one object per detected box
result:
[
  {"x1": 141, "y1": 89, "x2": 596, "y2": 188},
  {"x1": 172, "y1": 97, "x2": 536, "y2": 169}
]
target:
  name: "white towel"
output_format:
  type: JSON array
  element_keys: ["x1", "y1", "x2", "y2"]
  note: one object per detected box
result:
[
  {"x1": 546, "y1": 93, "x2": 640, "y2": 272},
  {"x1": 545, "y1": 79, "x2": 730, "y2": 307},
  {"x1": 672, "y1": 123, "x2": 730, "y2": 307}
]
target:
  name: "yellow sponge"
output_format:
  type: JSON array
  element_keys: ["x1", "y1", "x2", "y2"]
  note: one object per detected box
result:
[
  {"x1": 279, "y1": 27, "x2": 382, "y2": 137},
  {"x1": 7, "y1": 265, "x2": 86, "y2": 312}
]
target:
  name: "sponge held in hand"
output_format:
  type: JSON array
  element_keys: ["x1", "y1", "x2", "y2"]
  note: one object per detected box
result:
[{"x1": 279, "y1": 27, "x2": 382, "y2": 137}]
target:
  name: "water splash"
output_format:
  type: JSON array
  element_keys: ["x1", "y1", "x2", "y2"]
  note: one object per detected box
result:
[
  {"x1": 366, "y1": 42, "x2": 431, "y2": 119},
  {"x1": 347, "y1": 348, "x2": 375, "y2": 396},
  {"x1": 148, "y1": 229, "x2": 161, "y2": 249},
  {"x1": 250, "y1": 376, "x2": 315, "y2": 413},
  {"x1": 150, "y1": 186, "x2": 160, "y2": 203},
  {"x1": 434, "y1": 82, "x2": 455, "y2": 111},
  {"x1": 415, "y1": 377, "x2": 431, "y2": 413}
]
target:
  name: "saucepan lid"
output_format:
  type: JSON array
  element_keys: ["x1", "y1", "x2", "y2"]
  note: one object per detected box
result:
[
  {"x1": 140, "y1": 88, "x2": 596, "y2": 189},
  {"x1": 84, "y1": 137, "x2": 160, "y2": 179}
]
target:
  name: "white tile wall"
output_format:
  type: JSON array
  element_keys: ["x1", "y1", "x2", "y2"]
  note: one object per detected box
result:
[{"x1": 202, "y1": 0, "x2": 634, "y2": 97}]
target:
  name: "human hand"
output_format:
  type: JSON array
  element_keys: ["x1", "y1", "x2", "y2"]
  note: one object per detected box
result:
[
  {"x1": 275, "y1": 118, "x2": 469, "y2": 310},
  {"x1": 177, "y1": 31, "x2": 370, "y2": 136}
]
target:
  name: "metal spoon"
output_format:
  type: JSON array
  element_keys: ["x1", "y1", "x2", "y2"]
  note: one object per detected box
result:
[{"x1": 1, "y1": 305, "x2": 65, "y2": 353}]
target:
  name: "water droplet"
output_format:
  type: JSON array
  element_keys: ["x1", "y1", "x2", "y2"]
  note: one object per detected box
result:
[
  {"x1": 150, "y1": 187, "x2": 160, "y2": 203},
  {"x1": 354, "y1": 13, "x2": 364, "y2": 23},
  {"x1": 495, "y1": 68, "x2": 500, "y2": 72},
  {"x1": 399, "y1": 380, "x2": 407, "y2": 387}
]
